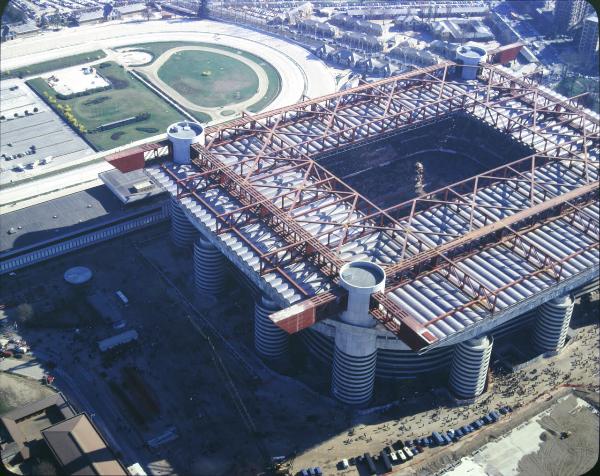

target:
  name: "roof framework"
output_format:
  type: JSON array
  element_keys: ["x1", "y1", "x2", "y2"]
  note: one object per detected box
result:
[{"x1": 156, "y1": 62, "x2": 599, "y2": 350}]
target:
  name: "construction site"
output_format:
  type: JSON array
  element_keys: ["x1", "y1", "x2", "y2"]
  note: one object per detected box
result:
[
  {"x1": 148, "y1": 60, "x2": 599, "y2": 404},
  {"x1": 1, "y1": 41, "x2": 599, "y2": 476}
]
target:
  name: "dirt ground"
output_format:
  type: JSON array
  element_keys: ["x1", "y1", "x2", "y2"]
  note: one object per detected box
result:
[
  {"x1": 290, "y1": 298, "x2": 599, "y2": 475},
  {"x1": 0, "y1": 226, "x2": 350, "y2": 475},
  {"x1": 0, "y1": 372, "x2": 55, "y2": 414},
  {"x1": 1, "y1": 225, "x2": 598, "y2": 476}
]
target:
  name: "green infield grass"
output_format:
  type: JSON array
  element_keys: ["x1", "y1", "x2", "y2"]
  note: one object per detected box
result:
[
  {"x1": 130, "y1": 41, "x2": 281, "y2": 112},
  {"x1": 2, "y1": 50, "x2": 107, "y2": 79},
  {"x1": 157, "y1": 50, "x2": 260, "y2": 108},
  {"x1": 27, "y1": 62, "x2": 183, "y2": 151}
]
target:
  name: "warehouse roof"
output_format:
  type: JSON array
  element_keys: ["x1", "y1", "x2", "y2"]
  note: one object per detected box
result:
[
  {"x1": 42, "y1": 414, "x2": 127, "y2": 475},
  {"x1": 1, "y1": 393, "x2": 74, "y2": 461},
  {"x1": 1, "y1": 184, "x2": 166, "y2": 257},
  {"x1": 1, "y1": 186, "x2": 122, "y2": 255}
]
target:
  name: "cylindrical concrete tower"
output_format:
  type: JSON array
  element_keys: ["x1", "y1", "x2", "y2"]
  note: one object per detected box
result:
[
  {"x1": 331, "y1": 261, "x2": 386, "y2": 406},
  {"x1": 338, "y1": 260, "x2": 386, "y2": 328},
  {"x1": 167, "y1": 121, "x2": 205, "y2": 165},
  {"x1": 193, "y1": 236, "x2": 226, "y2": 294},
  {"x1": 533, "y1": 294, "x2": 574, "y2": 354},
  {"x1": 332, "y1": 326, "x2": 377, "y2": 406},
  {"x1": 449, "y1": 335, "x2": 493, "y2": 399},
  {"x1": 255, "y1": 297, "x2": 288, "y2": 360},
  {"x1": 456, "y1": 45, "x2": 486, "y2": 80},
  {"x1": 170, "y1": 197, "x2": 197, "y2": 248}
]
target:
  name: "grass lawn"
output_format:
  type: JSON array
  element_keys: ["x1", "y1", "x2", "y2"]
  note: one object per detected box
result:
[
  {"x1": 130, "y1": 41, "x2": 282, "y2": 113},
  {"x1": 556, "y1": 76, "x2": 599, "y2": 111},
  {"x1": 158, "y1": 50, "x2": 259, "y2": 108},
  {"x1": 134, "y1": 70, "x2": 211, "y2": 123},
  {"x1": 2, "y1": 50, "x2": 107, "y2": 79},
  {"x1": 27, "y1": 62, "x2": 183, "y2": 151}
]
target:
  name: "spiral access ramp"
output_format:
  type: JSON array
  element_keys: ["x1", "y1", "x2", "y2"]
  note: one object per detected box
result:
[
  {"x1": 254, "y1": 297, "x2": 288, "y2": 360},
  {"x1": 449, "y1": 335, "x2": 493, "y2": 399},
  {"x1": 193, "y1": 237, "x2": 226, "y2": 294},
  {"x1": 170, "y1": 197, "x2": 197, "y2": 248},
  {"x1": 533, "y1": 295, "x2": 574, "y2": 354}
]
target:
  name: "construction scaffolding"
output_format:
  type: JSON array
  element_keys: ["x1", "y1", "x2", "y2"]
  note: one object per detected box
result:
[{"x1": 158, "y1": 62, "x2": 599, "y2": 351}]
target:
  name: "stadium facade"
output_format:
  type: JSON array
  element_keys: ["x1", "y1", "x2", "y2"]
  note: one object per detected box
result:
[
  {"x1": 3, "y1": 61, "x2": 598, "y2": 406},
  {"x1": 147, "y1": 62, "x2": 599, "y2": 405}
]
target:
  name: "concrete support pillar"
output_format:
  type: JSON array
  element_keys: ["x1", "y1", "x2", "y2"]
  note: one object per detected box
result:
[
  {"x1": 170, "y1": 197, "x2": 197, "y2": 248},
  {"x1": 533, "y1": 294, "x2": 574, "y2": 354},
  {"x1": 255, "y1": 297, "x2": 288, "y2": 360},
  {"x1": 449, "y1": 335, "x2": 493, "y2": 399},
  {"x1": 330, "y1": 260, "x2": 385, "y2": 406},
  {"x1": 193, "y1": 237, "x2": 226, "y2": 295},
  {"x1": 332, "y1": 326, "x2": 377, "y2": 406}
]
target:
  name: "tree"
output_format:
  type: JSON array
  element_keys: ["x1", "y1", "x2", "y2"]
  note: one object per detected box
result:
[
  {"x1": 144, "y1": 7, "x2": 152, "y2": 21},
  {"x1": 16, "y1": 303, "x2": 34, "y2": 325},
  {"x1": 103, "y1": 3, "x2": 114, "y2": 21},
  {"x1": 1, "y1": 24, "x2": 9, "y2": 42},
  {"x1": 32, "y1": 459, "x2": 57, "y2": 476}
]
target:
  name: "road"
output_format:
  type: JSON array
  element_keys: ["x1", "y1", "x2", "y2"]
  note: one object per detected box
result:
[{"x1": 1, "y1": 18, "x2": 337, "y2": 111}]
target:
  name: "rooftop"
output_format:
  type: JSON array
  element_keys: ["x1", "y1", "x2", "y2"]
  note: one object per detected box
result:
[
  {"x1": 0, "y1": 184, "x2": 165, "y2": 257},
  {"x1": 99, "y1": 168, "x2": 165, "y2": 204},
  {"x1": 42, "y1": 413, "x2": 127, "y2": 475},
  {"x1": 147, "y1": 62, "x2": 598, "y2": 350},
  {"x1": 1, "y1": 393, "x2": 74, "y2": 461}
]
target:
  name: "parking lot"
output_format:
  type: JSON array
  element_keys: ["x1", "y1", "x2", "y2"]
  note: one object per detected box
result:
[{"x1": 0, "y1": 78, "x2": 94, "y2": 186}]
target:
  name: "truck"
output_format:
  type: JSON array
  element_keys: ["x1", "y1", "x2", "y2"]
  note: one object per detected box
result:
[
  {"x1": 364, "y1": 453, "x2": 376, "y2": 475},
  {"x1": 380, "y1": 450, "x2": 393, "y2": 472},
  {"x1": 116, "y1": 290, "x2": 129, "y2": 305},
  {"x1": 431, "y1": 431, "x2": 445, "y2": 446}
]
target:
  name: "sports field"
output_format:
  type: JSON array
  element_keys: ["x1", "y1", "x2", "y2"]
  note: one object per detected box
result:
[
  {"x1": 130, "y1": 41, "x2": 282, "y2": 115},
  {"x1": 27, "y1": 61, "x2": 182, "y2": 151},
  {"x1": 157, "y1": 50, "x2": 260, "y2": 108}
]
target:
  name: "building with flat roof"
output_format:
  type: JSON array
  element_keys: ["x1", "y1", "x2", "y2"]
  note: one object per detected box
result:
[
  {"x1": 553, "y1": 0, "x2": 593, "y2": 32},
  {"x1": 0, "y1": 183, "x2": 169, "y2": 275},
  {"x1": 0, "y1": 393, "x2": 74, "y2": 462},
  {"x1": 432, "y1": 19, "x2": 494, "y2": 42},
  {"x1": 42, "y1": 413, "x2": 127, "y2": 475},
  {"x1": 98, "y1": 329, "x2": 139, "y2": 352},
  {"x1": 579, "y1": 14, "x2": 599, "y2": 65}
]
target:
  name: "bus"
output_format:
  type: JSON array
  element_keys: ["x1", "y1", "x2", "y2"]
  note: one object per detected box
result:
[{"x1": 364, "y1": 453, "x2": 376, "y2": 475}]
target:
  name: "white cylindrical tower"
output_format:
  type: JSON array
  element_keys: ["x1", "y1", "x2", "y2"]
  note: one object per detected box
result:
[
  {"x1": 455, "y1": 45, "x2": 486, "y2": 80},
  {"x1": 332, "y1": 326, "x2": 377, "y2": 406},
  {"x1": 167, "y1": 121, "x2": 205, "y2": 165},
  {"x1": 170, "y1": 197, "x2": 197, "y2": 248},
  {"x1": 338, "y1": 261, "x2": 386, "y2": 328},
  {"x1": 193, "y1": 237, "x2": 226, "y2": 295},
  {"x1": 449, "y1": 335, "x2": 493, "y2": 399},
  {"x1": 255, "y1": 297, "x2": 288, "y2": 360},
  {"x1": 533, "y1": 294, "x2": 574, "y2": 354},
  {"x1": 330, "y1": 261, "x2": 386, "y2": 406}
]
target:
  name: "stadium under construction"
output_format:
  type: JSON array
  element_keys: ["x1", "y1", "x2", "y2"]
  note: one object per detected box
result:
[
  {"x1": 4, "y1": 60, "x2": 599, "y2": 407},
  {"x1": 148, "y1": 60, "x2": 599, "y2": 406}
]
